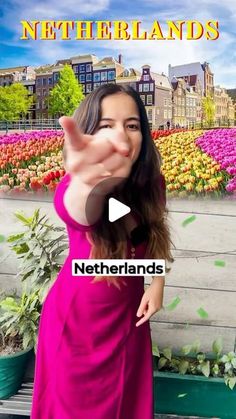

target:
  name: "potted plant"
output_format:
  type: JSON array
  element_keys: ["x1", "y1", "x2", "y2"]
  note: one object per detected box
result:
[
  {"x1": 0, "y1": 290, "x2": 41, "y2": 399},
  {"x1": 152, "y1": 337, "x2": 236, "y2": 418},
  {"x1": 7, "y1": 208, "x2": 68, "y2": 303}
]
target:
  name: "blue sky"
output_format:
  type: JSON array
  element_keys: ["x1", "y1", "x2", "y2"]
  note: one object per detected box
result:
[{"x1": 0, "y1": 0, "x2": 235, "y2": 88}]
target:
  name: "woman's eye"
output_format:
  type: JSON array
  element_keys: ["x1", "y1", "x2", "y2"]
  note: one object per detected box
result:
[
  {"x1": 127, "y1": 124, "x2": 139, "y2": 130},
  {"x1": 98, "y1": 124, "x2": 111, "y2": 129}
]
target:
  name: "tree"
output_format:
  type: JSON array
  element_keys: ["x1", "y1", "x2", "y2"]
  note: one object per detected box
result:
[
  {"x1": 48, "y1": 64, "x2": 84, "y2": 117},
  {"x1": 0, "y1": 83, "x2": 33, "y2": 121},
  {"x1": 202, "y1": 95, "x2": 215, "y2": 127}
]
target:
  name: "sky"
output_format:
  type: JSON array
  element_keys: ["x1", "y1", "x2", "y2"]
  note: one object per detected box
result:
[{"x1": 0, "y1": 0, "x2": 235, "y2": 88}]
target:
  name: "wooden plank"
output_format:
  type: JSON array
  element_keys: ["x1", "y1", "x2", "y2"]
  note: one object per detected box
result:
[
  {"x1": 148, "y1": 286, "x2": 236, "y2": 328},
  {"x1": 150, "y1": 322, "x2": 236, "y2": 353},
  {"x1": 168, "y1": 212, "x2": 236, "y2": 253},
  {"x1": 167, "y1": 198, "x2": 236, "y2": 217}
]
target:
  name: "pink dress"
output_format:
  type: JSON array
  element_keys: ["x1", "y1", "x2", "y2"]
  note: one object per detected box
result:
[{"x1": 31, "y1": 173, "x2": 154, "y2": 419}]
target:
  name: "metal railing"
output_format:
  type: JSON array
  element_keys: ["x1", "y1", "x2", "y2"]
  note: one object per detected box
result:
[
  {"x1": 0, "y1": 119, "x2": 61, "y2": 133},
  {"x1": 0, "y1": 119, "x2": 235, "y2": 134}
]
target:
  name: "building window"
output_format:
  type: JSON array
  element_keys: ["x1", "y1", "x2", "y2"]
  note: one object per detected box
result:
[
  {"x1": 143, "y1": 83, "x2": 149, "y2": 92},
  {"x1": 22, "y1": 75, "x2": 26, "y2": 81},
  {"x1": 86, "y1": 64, "x2": 92, "y2": 72},
  {"x1": 42, "y1": 78, "x2": 47, "y2": 86},
  {"x1": 147, "y1": 95, "x2": 153, "y2": 105},
  {"x1": 164, "y1": 99, "x2": 168, "y2": 107},
  {"x1": 168, "y1": 110, "x2": 172, "y2": 119},
  {"x1": 164, "y1": 110, "x2": 167, "y2": 119},
  {"x1": 140, "y1": 95, "x2": 145, "y2": 104},
  {"x1": 80, "y1": 65, "x2": 85, "y2": 72},
  {"x1": 37, "y1": 78, "x2": 41, "y2": 86},
  {"x1": 28, "y1": 86, "x2": 34, "y2": 93},
  {"x1": 54, "y1": 73, "x2": 59, "y2": 82},
  {"x1": 48, "y1": 77, "x2": 52, "y2": 85},
  {"x1": 73, "y1": 65, "x2": 78, "y2": 73},
  {"x1": 101, "y1": 71, "x2": 107, "y2": 81},
  {"x1": 86, "y1": 73, "x2": 92, "y2": 82},
  {"x1": 150, "y1": 83, "x2": 154, "y2": 91},
  {"x1": 79, "y1": 74, "x2": 85, "y2": 82},
  {"x1": 108, "y1": 70, "x2": 115, "y2": 80},
  {"x1": 86, "y1": 84, "x2": 92, "y2": 93},
  {"x1": 94, "y1": 82, "x2": 101, "y2": 89},
  {"x1": 93, "y1": 72, "x2": 101, "y2": 82},
  {"x1": 139, "y1": 84, "x2": 143, "y2": 92},
  {"x1": 143, "y1": 75, "x2": 149, "y2": 81},
  {"x1": 147, "y1": 108, "x2": 153, "y2": 121}
]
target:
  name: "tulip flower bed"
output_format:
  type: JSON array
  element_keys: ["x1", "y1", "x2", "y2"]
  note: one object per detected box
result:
[
  {"x1": 195, "y1": 129, "x2": 236, "y2": 194},
  {"x1": 0, "y1": 128, "x2": 235, "y2": 198},
  {"x1": 0, "y1": 131, "x2": 65, "y2": 195},
  {"x1": 154, "y1": 130, "x2": 234, "y2": 198}
]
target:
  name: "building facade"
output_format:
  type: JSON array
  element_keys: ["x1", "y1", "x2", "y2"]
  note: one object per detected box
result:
[{"x1": 168, "y1": 61, "x2": 214, "y2": 97}]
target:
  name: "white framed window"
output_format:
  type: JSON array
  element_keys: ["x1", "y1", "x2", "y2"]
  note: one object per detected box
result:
[
  {"x1": 140, "y1": 95, "x2": 145, "y2": 104},
  {"x1": 86, "y1": 84, "x2": 92, "y2": 93},
  {"x1": 101, "y1": 72, "x2": 107, "y2": 81},
  {"x1": 86, "y1": 73, "x2": 92, "y2": 82},
  {"x1": 86, "y1": 64, "x2": 92, "y2": 72},
  {"x1": 150, "y1": 83, "x2": 154, "y2": 91},
  {"x1": 79, "y1": 74, "x2": 85, "y2": 82},
  {"x1": 73, "y1": 65, "x2": 78, "y2": 73},
  {"x1": 80, "y1": 64, "x2": 85, "y2": 72},
  {"x1": 143, "y1": 83, "x2": 149, "y2": 92},
  {"x1": 93, "y1": 72, "x2": 100, "y2": 82},
  {"x1": 94, "y1": 82, "x2": 101, "y2": 89},
  {"x1": 139, "y1": 84, "x2": 143, "y2": 92},
  {"x1": 164, "y1": 110, "x2": 167, "y2": 119},
  {"x1": 143, "y1": 75, "x2": 149, "y2": 81},
  {"x1": 147, "y1": 95, "x2": 153, "y2": 105},
  {"x1": 168, "y1": 110, "x2": 172, "y2": 119}
]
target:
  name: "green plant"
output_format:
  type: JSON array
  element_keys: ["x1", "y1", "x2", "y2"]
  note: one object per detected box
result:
[
  {"x1": 152, "y1": 337, "x2": 236, "y2": 390},
  {"x1": 0, "y1": 291, "x2": 41, "y2": 354},
  {"x1": 7, "y1": 208, "x2": 68, "y2": 303}
]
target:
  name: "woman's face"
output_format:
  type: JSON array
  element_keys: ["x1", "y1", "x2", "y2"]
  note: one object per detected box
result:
[{"x1": 94, "y1": 92, "x2": 142, "y2": 164}]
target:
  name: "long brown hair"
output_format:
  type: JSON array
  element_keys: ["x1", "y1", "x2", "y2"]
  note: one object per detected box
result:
[{"x1": 63, "y1": 84, "x2": 174, "y2": 289}]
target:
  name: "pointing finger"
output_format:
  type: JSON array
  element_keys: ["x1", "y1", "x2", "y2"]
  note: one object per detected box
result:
[{"x1": 59, "y1": 116, "x2": 92, "y2": 152}]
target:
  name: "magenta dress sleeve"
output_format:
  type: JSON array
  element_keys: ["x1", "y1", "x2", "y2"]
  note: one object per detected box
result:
[{"x1": 53, "y1": 173, "x2": 94, "y2": 232}]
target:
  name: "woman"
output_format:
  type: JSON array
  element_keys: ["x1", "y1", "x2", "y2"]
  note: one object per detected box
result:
[{"x1": 31, "y1": 84, "x2": 173, "y2": 419}]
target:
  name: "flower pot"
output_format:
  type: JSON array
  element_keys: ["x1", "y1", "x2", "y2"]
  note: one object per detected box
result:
[
  {"x1": 153, "y1": 369, "x2": 236, "y2": 418},
  {"x1": 0, "y1": 346, "x2": 34, "y2": 399}
]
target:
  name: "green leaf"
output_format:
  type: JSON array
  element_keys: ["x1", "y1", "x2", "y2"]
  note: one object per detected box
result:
[
  {"x1": 165, "y1": 296, "x2": 181, "y2": 311},
  {"x1": 214, "y1": 260, "x2": 226, "y2": 267},
  {"x1": 182, "y1": 215, "x2": 196, "y2": 227},
  {"x1": 181, "y1": 344, "x2": 192, "y2": 356},
  {"x1": 152, "y1": 343, "x2": 160, "y2": 357},
  {"x1": 201, "y1": 361, "x2": 210, "y2": 377},
  {"x1": 179, "y1": 360, "x2": 189, "y2": 374},
  {"x1": 162, "y1": 348, "x2": 172, "y2": 360},
  {"x1": 228, "y1": 377, "x2": 236, "y2": 390},
  {"x1": 212, "y1": 337, "x2": 223, "y2": 355},
  {"x1": 0, "y1": 235, "x2": 6, "y2": 243},
  {"x1": 7, "y1": 233, "x2": 25, "y2": 243},
  {"x1": 158, "y1": 357, "x2": 167, "y2": 369},
  {"x1": 197, "y1": 307, "x2": 209, "y2": 319}
]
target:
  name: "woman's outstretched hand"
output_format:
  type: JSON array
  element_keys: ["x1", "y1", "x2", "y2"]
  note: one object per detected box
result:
[
  {"x1": 136, "y1": 277, "x2": 165, "y2": 327},
  {"x1": 59, "y1": 116, "x2": 133, "y2": 194}
]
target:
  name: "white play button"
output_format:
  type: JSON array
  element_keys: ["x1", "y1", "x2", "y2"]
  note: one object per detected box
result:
[{"x1": 108, "y1": 198, "x2": 131, "y2": 222}]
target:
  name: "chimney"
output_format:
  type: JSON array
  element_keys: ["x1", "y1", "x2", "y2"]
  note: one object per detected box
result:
[{"x1": 118, "y1": 54, "x2": 123, "y2": 65}]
